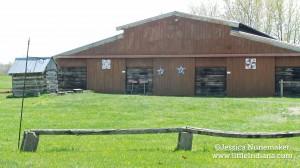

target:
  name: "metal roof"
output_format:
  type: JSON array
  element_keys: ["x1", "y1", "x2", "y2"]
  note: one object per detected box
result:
[
  {"x1": 116, "y1": 11, "x2": 240, "y2": 30},
  {"x1": 55, "y1": 33, "x2": 123, "y2": 56},
  {"x1": 8, "y1": 57, "x2": 52, "y2": 74},
  {"x1": 230, "y1": 30, "x2": 300, "y2": 52}
]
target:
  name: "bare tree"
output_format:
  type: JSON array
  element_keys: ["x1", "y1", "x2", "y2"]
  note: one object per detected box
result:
[
  {"x1": 0, "y1": 62, "x2": 12, "y2": 74},
  {"x1": 263, "y1": 0, "x2": 275, "y2": 35},
  {"x1": 270, "y1": 0, "x2": 300, "y2": 42},
  {"x1": 273, "y1": 0, "x2": 284, "y2": 40},
  {"x1": 294, "y1": 10, "x2": 300, "y2": 44},
  {"x1": 223, "y1": 0, "x2": 263, "y2": 29},
  {"x1": 189, "y1": 0, "x2": 222, "y2": 17}
]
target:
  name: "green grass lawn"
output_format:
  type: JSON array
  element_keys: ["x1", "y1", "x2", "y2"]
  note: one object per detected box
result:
[
  {"x1": 0, "y1": 75, "x2": 300, "y2": 167},
  {"x1": 0, "y1": 74, "x2": 11, "y2": 90}
]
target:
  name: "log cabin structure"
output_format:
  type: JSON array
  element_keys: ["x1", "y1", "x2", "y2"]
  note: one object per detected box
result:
[
  {"x1": 8, "y1": 57, "x2": 58, "y2": 97},
  {"x1": 55, "y1": 11, "x2": 300, "y2": 97}
]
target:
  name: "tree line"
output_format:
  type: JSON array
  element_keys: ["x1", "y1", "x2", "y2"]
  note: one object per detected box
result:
[
  {"x1": 0, "y1": 63, "x2": 12, "y2": 74},
  {"x1": 190, "y1": 0, "x2": 300, "y2": 44}
]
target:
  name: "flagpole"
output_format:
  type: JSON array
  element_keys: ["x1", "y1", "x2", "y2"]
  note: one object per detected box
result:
[{"x1": 18, "y1": 38, "x2": 30, "y2": 150}]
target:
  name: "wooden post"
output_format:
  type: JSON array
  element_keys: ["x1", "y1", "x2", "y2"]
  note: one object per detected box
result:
[
  {"x1": 280, "y1": 79, "x2": 284, "y2": 97},
  {"x1": 176, "y1": 132, "x2": 193, "y2": 151},
  {"x1": 20, "y1": 131, "x2": 39, "y2": 152},
  {"x1": 131, "y1": 83, "x2": 134, "y2": 94}
]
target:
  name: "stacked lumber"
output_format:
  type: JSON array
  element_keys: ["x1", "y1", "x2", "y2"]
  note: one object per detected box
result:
[
  {"x1": 195, "y1": 68, "x2": 226, "y2": 96},
  {"x1": 275, "y1": 67, "x2": 300, "y2": 96},
  {"x1": 12, "y1": 74, "x2": 45, "y2": 97},
  {"x1": 58, "y1": 67, "x2": 87, "y2": 90}
]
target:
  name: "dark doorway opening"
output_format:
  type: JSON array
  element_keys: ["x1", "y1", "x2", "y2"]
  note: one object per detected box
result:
[
  {"x1": 275, "y1": 67, "x2": 300, "y2": 96},
  {"x1": 126, "y1": 68, "x2": 153, "y2": 95},
  {"x1": 195, "y1": 67, "x2": 226, "y2": 96},
  {"x1": 58, "y1": 67, "x2": 87, "y2": 90}
]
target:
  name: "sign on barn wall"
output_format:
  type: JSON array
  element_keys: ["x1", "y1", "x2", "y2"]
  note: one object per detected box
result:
[
  {"x1": 102, "y1": 59, "x2": 111, "y2": 70},
  {"x1": 245, "y1": 58, "x2": 256, "y2": 70}
]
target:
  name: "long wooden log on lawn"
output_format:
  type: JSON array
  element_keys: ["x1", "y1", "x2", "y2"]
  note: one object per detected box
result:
[
  {"x1": 21, "y1": 127, "x2": 300, "y2": 152},
  {"x1": 185, "y1": 127, "x2": 300, "y2": 138},
  {"x1": 30, "y1": 127, "x2": 184, "y2": 135},
  {"x1": 29, "y1": 127, "x2": 300, "y2": 138}
]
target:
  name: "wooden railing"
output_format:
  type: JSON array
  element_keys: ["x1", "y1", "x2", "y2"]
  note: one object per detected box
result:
[{"x1": 21, "y1": 127, "x2": 300, "y2": 152}]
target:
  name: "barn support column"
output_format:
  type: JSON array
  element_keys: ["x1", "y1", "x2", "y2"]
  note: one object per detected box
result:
[
  {"x1": 176, "y1": 132, "x2": 193, "y2": 151},
  {"x1": 21, "y1": 131, "x2": 39, "y2": 152}
]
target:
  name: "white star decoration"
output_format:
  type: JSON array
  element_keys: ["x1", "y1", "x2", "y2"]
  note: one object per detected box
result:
[
  {"x1": 177, "y1": 65, "x2": 186, "y2": 75},
  {"x1": 157, "y1": 67, "x2": 165, "y2": 76}
]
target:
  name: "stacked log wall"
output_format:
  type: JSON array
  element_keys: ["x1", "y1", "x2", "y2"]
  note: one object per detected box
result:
[
  {"x1": 45, "y1": 70, "x2": 58, "y2": 93},
  {"x1": 12, "y1": 73, "x2": 46, "y2": 97}
]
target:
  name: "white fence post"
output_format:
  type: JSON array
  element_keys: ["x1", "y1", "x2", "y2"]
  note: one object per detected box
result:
[{"x1": 280, "y1": 79, "x2": 284, "y2": 97}]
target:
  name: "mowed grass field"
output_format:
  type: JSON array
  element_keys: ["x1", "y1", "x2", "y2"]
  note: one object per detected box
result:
[
  {"x1": 1, "y1": 74, "x2": 300, "y2": 167},
  {"x1": 0, "y1": 74, "x2": 11, "y2": 90}
]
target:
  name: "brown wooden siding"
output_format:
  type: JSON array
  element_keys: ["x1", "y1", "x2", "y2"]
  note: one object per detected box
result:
[
  {"x1": 126, "y1": 58, "x2": 153, "y2": 68},
  {"x1": 153, "y1": 58, "x2": 195, "y2": 96},
  {"x1": 227, "y1": 57, "x2": 275, "y2": 97},
  {"x1": 87, "y1": 59, "x2": 125, "y2": 93},
  {"x1": 58, "y1": 57, "x2": 300, "y2": 97},
  {"x1": 72, "y1": 16, "x2": 293, "y2": 56},
  {"x1": 55, "y1": 15, "x2": 300, "y2": 97},
  {"x1": 56, "y1": 59, "x2": 87, "y2": 67},
  {"x1": 195, "y1": 58, "x2": 226, "y2": 67},
  {"x1": 276, "y1": 57, "x2": 300, "y2": 67}
]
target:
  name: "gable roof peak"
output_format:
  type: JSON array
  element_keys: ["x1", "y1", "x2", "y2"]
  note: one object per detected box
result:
[{"x1": 116, "y1": 11, "x2": 240, "y2": 31}]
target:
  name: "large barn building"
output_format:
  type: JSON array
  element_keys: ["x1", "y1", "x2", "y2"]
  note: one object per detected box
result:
[{"x1": 55, "y1": 11, "x2": 300, "y2": 97}]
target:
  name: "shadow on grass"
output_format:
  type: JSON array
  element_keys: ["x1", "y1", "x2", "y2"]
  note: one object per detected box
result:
[
  {"x1": 45, "y1": 147, "x2": 79, "y2": 152},
  {"x1": 6, "y1": 93, "x2": 43, "y2": 99},
  {"x1": 127, "y1": 147, "x2": 173, "y2": 153}
]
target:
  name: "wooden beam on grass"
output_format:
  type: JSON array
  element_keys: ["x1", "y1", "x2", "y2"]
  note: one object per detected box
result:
[
  {"x1": 185, "y1": 127, "x2": 300, "y2": 138},
  {"x1": 30, "y1": 127, "x2": 184, "y2": 135},
  {"x1": 20, "y1": 127, "x2": 300, "y2": 152}
]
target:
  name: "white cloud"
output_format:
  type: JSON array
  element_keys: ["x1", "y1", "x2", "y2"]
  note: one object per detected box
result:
[{"x1": 0, "y1": 0, "x2": 193, "y2": 63}]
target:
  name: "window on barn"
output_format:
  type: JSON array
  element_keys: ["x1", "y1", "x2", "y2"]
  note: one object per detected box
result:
[{"x1": 126, "y1": 68, "x2": 153, "y2": 95}]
